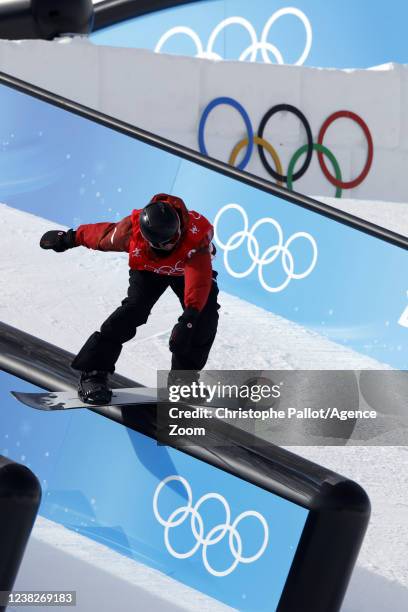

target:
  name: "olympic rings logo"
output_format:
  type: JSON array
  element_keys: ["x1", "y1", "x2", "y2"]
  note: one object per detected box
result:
[
  {"x1": 199, "y1": 98, "x2": 374, "y2": 197},
  {"x1": 143, "y1": 260, "x2": 185, "y2": 275},
  {"x1": 213, "y1": 204, "x2": 318, "y2": 293},
  {"x1": 155, "y1": 8, "x2": 312, "y2": 65},
  {"x1": 153, "y1": 475, "x2": 269, "y2": 577}
]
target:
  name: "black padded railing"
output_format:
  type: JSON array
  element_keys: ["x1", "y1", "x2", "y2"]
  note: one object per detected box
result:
[
  {"x1": 93, "y1": 0, "x2": 202, "y2": 31},
  {"x1": 0, "y1": 456, "x2": 41, "y2": 612},
  {"x1": 0, "y1": 321, "x2": 370, "y2": 611},
  {"x1": 0, "y1": 0, "x2": 94, "y2": 40}
]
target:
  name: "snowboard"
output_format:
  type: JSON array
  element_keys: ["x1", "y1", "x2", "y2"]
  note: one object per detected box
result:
[
  {"x1": 12, "y1": 387, "x2": 159, "y2": 411},
  {"x1": 11, "y1": 386, "x2": 258, "y2": 412}
]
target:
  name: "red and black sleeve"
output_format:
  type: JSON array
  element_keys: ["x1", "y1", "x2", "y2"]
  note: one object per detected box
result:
[{"x1": 75, "y1": 215, "x2": 132, "y2": 252}]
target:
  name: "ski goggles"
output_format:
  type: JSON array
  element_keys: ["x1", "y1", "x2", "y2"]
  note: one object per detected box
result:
[{"x1": 149, "y1": 226, "x2": 181, "y2": 250}]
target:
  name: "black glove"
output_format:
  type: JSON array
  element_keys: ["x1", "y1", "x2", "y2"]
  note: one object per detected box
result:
[
  {"x1": 169, "y1": 307, "x2": 200, "y2": 355},
  {"x1": 40, "y1": 229, "x2": 76, "y2": 253}
]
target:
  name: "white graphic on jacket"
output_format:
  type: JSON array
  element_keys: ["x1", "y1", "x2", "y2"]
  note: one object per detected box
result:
[
  {"x1": 110, "y1": 227, "x2": 118, "y2": 245},
  {"x1": 144, "y1": 260, "x2": 185, "y2": 275}
]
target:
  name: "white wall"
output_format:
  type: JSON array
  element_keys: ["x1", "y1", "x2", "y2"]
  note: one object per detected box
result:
[{"x1": 0, "y1": 37, "x2": 406, "y2": 203}]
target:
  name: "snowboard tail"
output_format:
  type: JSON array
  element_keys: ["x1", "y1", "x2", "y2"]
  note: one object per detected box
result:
[
  {"x1": 11, "y1": 387, "x2": 252, "y2": 411},
  {"x1": 12, "y1": 391, "x2": 70, "y2": 411},
  {"x1": 11, "y1": 387, "x2": 159, "y2": 411}
]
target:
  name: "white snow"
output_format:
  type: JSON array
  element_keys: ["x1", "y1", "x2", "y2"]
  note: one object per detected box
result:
[
  {"x1": 317, "y1": 196, "x2": 408, "y2": 238},
  {"x1": 0, "y1": 202, "x2": 393, "y2": 385},
  {"x1": 1, "y1": 202, "x2": 408, "y2": 611}
]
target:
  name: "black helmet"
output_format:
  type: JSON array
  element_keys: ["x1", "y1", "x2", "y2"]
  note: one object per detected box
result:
[{"x1": 140, "y1": 201, "x2": 181, "y2": 248}]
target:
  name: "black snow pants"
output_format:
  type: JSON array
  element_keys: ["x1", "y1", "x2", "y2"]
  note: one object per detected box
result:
[{"x1": 71, "y1": 269, "x2": 220, "y2": 374}]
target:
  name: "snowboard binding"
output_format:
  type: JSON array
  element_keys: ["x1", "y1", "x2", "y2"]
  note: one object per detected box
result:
[{"x1": 78, "y1": 371, "x2": 112, "y2": 405}]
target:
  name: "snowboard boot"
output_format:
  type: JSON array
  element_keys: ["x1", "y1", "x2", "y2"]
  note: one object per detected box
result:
[
  {"x1": 78, "y1": 370, "x2": 112, "y2": 405},
  {"x1": 167, "y1": 370, "x2": 210, "y2": 402},
  {"x1": 167, "y1": 369, "x2": 200, "y2": 387}
]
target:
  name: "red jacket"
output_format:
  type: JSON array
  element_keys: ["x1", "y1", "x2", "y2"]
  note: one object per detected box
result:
[{"x1": 75, "y1": 194, "x2": 214, "y2": 312}]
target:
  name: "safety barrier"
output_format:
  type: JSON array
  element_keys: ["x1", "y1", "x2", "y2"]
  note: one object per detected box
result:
[
  {"x1": 0, "y1": 321, "x2": 370, "y2": 611},
  {"x1": 0, "y1": 455, "x2": 41, "y2": 612},
  {"x1": 93, "y1": 0, "x2": 202, "y2": 31}
]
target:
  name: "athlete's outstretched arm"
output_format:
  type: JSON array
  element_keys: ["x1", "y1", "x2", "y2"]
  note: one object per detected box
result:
[
  {"x1": 74, "y1": 215, "x2": 132, "y2": 251},
  {"x1": 39, "y1": 216, "x2": 132, "y2": 253}
]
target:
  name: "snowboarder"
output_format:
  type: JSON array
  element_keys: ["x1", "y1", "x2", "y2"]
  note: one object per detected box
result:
[{"x1": 39, "y1": 193, "x2": 220, "y2": 404}]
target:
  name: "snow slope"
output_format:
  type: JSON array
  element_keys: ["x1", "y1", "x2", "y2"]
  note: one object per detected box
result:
[
  {"x1": 1, "y1": 203, "x2": 407, "y2": 610},
  {"x1": 318, "y1": 196, "x2": 408, "y2": 238},
  {"x1": 0, "y1": 202, "x2": 393, "y2": 382}
]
